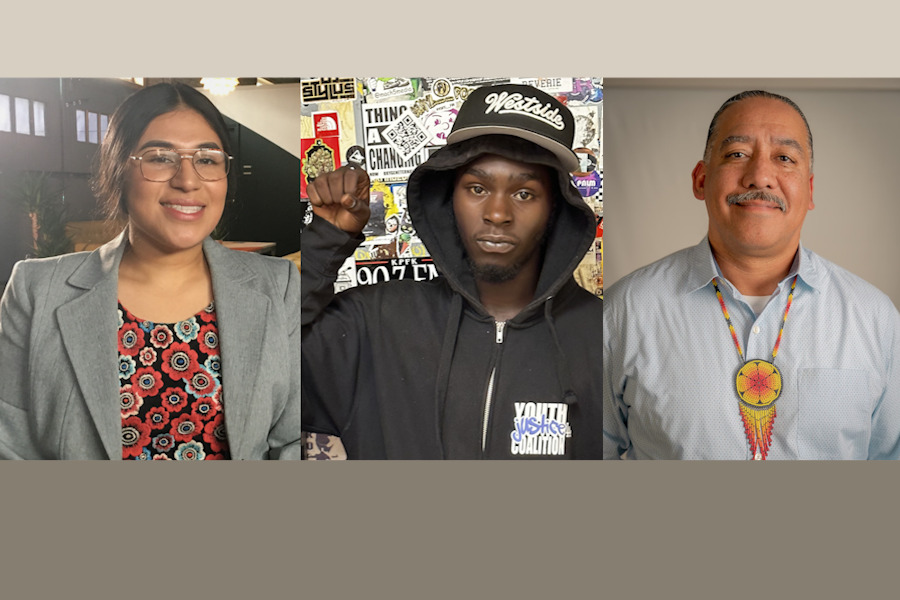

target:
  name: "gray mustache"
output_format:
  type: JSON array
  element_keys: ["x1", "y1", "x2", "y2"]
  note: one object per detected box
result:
[{"x1": 726, "y1": 191, "x2": 786, "y2": 211}]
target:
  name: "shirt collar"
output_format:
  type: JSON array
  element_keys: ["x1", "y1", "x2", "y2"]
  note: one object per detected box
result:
[{"x1": 682, "y1": 237, "x2": 824, "y2": 295}]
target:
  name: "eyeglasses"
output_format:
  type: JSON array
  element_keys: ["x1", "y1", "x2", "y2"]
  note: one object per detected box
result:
[{"x1": 129, "y1": 148, "x2": 232, "y2": 182}]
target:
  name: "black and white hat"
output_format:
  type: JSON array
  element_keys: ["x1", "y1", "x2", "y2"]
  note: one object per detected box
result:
[{"x1": 446, "y1": 84, "x2": 579, "y2": 173}]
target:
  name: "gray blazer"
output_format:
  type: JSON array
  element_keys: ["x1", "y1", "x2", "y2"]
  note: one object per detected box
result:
[{"x1": 0, "y1": 232, "x2": 302, "y2": 459}]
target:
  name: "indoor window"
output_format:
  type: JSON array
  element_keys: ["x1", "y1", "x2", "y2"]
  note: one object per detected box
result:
[
  {"x1": 33, "y1": 101, "x2": 45, "y2": 136},
  {"x1": 88, "y1": 111, "x2": 98, "y2": 143},
  {"x1": 15, "y1": 97, "x2": 30, "y2": 134},
  {"x1": 0, "y1": 94, "x2": 10, "y2": 132},
  {"x1": 76, "y1": 109, "x2": 86, "y2": 142}
]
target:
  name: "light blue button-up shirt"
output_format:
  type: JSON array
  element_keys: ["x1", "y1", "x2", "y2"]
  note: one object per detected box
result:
[{"x1": 603, "y1": 238, "x2": 900, "y2": 460}]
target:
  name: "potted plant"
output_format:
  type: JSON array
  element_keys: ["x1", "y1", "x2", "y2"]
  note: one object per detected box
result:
[{"x1": 14, "y1": 171, "x2": 73, "y2": 258}]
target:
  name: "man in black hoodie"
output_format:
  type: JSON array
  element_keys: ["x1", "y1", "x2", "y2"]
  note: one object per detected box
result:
[{"x1": 301, "y1": 84, "x2": 602, "y2": 459}]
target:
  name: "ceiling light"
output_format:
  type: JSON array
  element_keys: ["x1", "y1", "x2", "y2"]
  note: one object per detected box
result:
[{"x1": 200, "y1": 78, "x2": 239, "y2": 96}]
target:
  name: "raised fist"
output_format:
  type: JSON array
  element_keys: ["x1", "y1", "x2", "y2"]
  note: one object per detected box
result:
[{"x1": 307, "y1": 165, "x2": 372, "y2": 235}]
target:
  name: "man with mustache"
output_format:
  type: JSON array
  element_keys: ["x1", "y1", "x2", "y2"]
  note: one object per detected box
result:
[
  {"x1": 603, "y1": 90, "x2": 900, "y2": 459},
  {"x1": 302, "y1": 84, "x2": 602, "y2": 459}
]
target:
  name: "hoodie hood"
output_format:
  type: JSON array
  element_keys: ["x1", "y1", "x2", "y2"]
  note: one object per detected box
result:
[{"x1": 406, "y1": 134, "x2": 596, "y2": 319}]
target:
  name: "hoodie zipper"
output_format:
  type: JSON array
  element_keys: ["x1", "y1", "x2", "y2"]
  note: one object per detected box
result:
[{"x1": 481, "y1": 321, "x2": 506, "y2": 453}]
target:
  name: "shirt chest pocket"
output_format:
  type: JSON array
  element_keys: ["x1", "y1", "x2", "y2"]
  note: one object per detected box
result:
[{"x1": 798, "y1": 368, "x2": 872, "y2": 459}]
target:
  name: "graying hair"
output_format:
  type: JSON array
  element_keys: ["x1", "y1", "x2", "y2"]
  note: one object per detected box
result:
[{"x1": 703, "y1": 90, "x2": 813, "y2": 170}]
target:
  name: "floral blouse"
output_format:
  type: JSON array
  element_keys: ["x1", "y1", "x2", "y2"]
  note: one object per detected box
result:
[{"x1": 117, "y1": 302, "x2": 230, "y2": 460}]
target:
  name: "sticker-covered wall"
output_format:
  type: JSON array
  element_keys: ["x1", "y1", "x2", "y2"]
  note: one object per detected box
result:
[{"x1": 299, "y1": 77, "x2": 603, "y2": 298}]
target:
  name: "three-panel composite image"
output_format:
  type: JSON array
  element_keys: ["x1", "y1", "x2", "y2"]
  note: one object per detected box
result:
[{"x1": 2, "y1": 77, "x2": 899, "y2": 460}]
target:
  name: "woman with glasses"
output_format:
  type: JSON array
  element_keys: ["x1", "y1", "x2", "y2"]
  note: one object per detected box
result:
[{"x1": 0, "y1": 82, "x2": 302, "y2": 459}]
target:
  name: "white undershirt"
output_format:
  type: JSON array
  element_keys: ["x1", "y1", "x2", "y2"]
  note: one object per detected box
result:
[{"x1": 744, "y1": 294, "x2": 773, "y2": 316}]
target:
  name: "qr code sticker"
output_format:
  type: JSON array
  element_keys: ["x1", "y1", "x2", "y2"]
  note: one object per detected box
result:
[{"x1": 383, "y1": 110, "x2": 430, "y2": 161}]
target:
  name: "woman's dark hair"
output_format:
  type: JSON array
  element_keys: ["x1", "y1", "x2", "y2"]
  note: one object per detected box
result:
[{"x1": 93, "y1": 82, "x2": 235, "y2": 221}]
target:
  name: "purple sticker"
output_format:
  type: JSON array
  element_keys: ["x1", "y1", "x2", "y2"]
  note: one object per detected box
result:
[{"x1": 572, "y1": 171, "x2": 602, "y2": 198}]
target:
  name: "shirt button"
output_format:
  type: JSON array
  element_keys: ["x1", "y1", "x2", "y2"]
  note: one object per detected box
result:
[{"x1": 752, "y1": 326, "x2": 761, "y2": 334}]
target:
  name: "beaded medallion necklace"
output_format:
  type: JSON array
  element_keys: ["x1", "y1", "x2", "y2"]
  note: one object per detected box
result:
[{"x1": 711, "y1": 275, "x2": 798, "y2": 460}]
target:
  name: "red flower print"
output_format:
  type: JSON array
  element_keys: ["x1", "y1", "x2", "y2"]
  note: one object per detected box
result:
[
  {"x1": 191, "y1": 397, "x2": 219, "y2": 419},
  {"x1": 160, "y1": 387, "x2": 188, "y2": 413},
  {"x1": 120, "y1": 384, "x2": 143, "y2": 418},
  {"x1": 150, "y1": 324, "x2": 174, "y2": 349},
  {"x1": 210, "y1": 387, "x2": 223, "y2": 410},
  {"x1": 131, "y1": 366, "x2": 163, "y2": 398},
  {"x1": 122, "y1": 415, "x2": 151, "y2": 459},
  {"x1": 186, "y1": 368, "x2": 218, "y2": 398},
  {"x1": 198, "y1": 324, "x2": 219, "y2": 355},
  {"x1": 151, "y1": 433, "x2": 175, "y2": 453},
  {"x1": 146, "y1": 406, "x2": 171, "y2": 429},
  {"x1": 203, "y1": 414, "x2": 228, "y2": 453},
  {"x1": 118, "y1": 323, "x2": 145, "y2": 357},
  {"x1": 161, "y1": 342, "x2": 198, "y2": 380},
  {"x1": 138, "y1": 346, "x2": 157, "y2": 367},
  {"x1": 171, "y1": 413, "x2": 202, "y2": 443},
  {"x1": 199, "y1": 304, "x2": 216, "y2": 323}
]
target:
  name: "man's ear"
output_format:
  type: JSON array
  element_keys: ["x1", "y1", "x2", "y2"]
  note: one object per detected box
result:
[
  {"x1": 808, "y1": 173, "x2": 815, "y2": 210},
  {"x1": 691, "y1": 161, "x2": 706, "y2": 201}
]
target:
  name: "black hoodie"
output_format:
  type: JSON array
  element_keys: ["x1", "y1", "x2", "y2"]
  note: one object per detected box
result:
[{"x1": 301, "y1": 135, "x2": 602, "y2": 459}]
